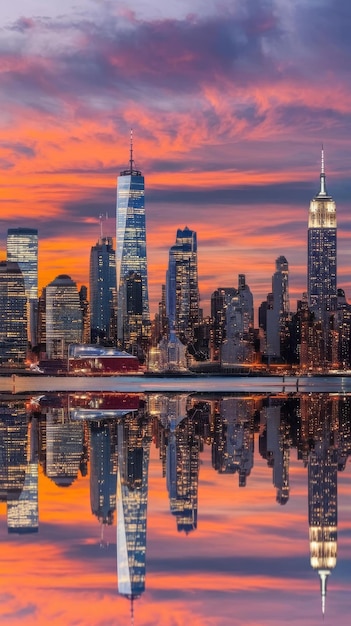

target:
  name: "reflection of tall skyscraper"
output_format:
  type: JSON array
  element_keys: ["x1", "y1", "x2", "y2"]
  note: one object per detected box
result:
[
  {"x1": 0, "y1": 400, "x2": 28, "y2": 502},
  {"x1": 7, "y1": 418, "x2": 39, "y2": 534},
  {"x1": 89, "y1": 421, "x2": 117, "y2": 528},
  {"x1": 307, "y1": 150, "x2": 337, "y2": 326},
  {"x1": 7, "y1": 227, "x2": 38, "y2": 346},
  {"x1": 116, "y1": 413, "x2": 151, "y2": 602},
  {"x1": 89, "y1": 236, "x2": 117, "y2": 343},
  {"x1": 264, "y1": 403, "x2": 290, "y2": 504},
  {"x1": 213, "y1": 398, "x2": 254, "y2": 487},
  {"x1": 45, "y1": 407, "x2": 84, "y2": 487},
  {"x1": 308, "y1": 444, "x2": 337, "y2": 615},
  {"x1": 45, "y1": 275, "x2": 83, "y2": 359},
  {"x1": 166, "y1": 226, "x2": 199, "y2": 343},
  {"x1": 0, "y1": 261, "x2": 27, "y2": 362},
  {"x1": 116, "y1": 134, "x2": 150, "y2": 356},
  {"x1": 301, "y1": 395, "x2": 338, "y2": 615}
]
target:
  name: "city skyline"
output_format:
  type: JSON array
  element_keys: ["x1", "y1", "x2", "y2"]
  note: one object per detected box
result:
[{"x1": 1, "y1": 1, "x2": 351, "y2": 316}]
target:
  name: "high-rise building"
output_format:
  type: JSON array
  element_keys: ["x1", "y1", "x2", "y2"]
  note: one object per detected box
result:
[
  {"x1": 89, "y1": 236, "x2": 117, "y2": 343},
  {"x1": 210, "y1": 288, "x2": 237, "y2": 360},
  {"x1": 7, "y1": 228, "x2": 38, "y2": 347},
  {"x1": 0, "y1": 261, "x2": 27, "y2": 363},
  {"x1": 116, "y1": 133, "x2": 150, "y2": 357},
  {"x1": 166, "y1": 226, "x2": 199, "y2": 343},
  {"x1": 308, "y1": 150, "x2": 337, "y2": 326},
  {"x1": 221, "y1": 275, "x2": 254, "y2": 366},
  {"x1": 266, "y1": 256, "x2": 289, "y2": 358},
  {"x1": 45, "y1": 274, "x2": 83, "y2": 359}
]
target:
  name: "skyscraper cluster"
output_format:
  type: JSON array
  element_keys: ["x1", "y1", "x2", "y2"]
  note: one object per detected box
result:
[{"x1": 0, "y1": 145, "x2": 349, "y2": 372}]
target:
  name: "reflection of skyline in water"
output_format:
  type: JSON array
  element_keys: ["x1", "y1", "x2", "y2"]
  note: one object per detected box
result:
[{"x1": 0, "y1": 391, "x2": 351, "y2": 622}]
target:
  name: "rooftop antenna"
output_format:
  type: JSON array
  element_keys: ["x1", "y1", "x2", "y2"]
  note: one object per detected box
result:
[
  {"x1": 130, "y1": 128, "x2": 134, "y2": 172},
  {"x1": 319, "y1": 144, "x2": 327, "y2": 196},
  {"x1": 99, "y1": 214, "x2": 104, "y2": 239}
]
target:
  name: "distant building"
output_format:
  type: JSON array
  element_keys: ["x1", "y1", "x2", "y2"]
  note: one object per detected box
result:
[
  {"x1": 0, "y1": 261, "x2": 27, "y2": 363},
  {"x1": 7, "y1": 228, "x2": 38, "y2": 347},
  {"x1": 89, "y1": 236, "x2": 117, "y2": 343},
  {"x1": 266, "y1": 256, "x2": 290, "y2": 358},
  {"x1": 45, "y1": 275, "x2": 82, "y2": 359},
  {"x1": 210, "y1": 288, "x2": 237, "y2": 361},
  {"x1": 116, "y1": 133, "x2": 150, "y2": 357},
  {"x1": 221, "y1": 275, "x2": 254, "y2": 367},
  {"x1": 166, "y1": 226, "x2": 200, "y2": 343}
]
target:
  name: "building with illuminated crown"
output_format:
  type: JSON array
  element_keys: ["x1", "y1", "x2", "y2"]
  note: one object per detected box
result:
[{"x1": 308, "y1": 150, "x2": 337, "y2": 327}]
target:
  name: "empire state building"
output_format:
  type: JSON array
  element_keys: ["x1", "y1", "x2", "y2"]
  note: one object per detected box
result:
[{"x1": 307, "y1": 150, "x2": 337, "y2": 325}]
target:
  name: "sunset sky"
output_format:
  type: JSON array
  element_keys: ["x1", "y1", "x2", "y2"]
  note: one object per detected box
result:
[{"x1": 1, "y1": 0, "x2": 351, "y2": 316}]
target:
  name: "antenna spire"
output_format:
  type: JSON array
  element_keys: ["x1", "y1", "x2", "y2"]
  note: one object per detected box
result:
[
  {"x1": 99, "y1": 214, "x2": 103, "y2": 240},
  {"x1": 130, "y1": 128, "x2": 134, "y2": 172},
  {"x1": 318, "y1": 145, "x2": 327, "y2": 196}
]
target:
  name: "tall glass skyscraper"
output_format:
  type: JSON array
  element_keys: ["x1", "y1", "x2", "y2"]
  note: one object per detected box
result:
[
  {"x1": 166, "y1": 226, "x2": 199, "y2": 343},
  {"x1": 89, "y1": 236, "x2": 117, "y2": 343},
  {"x1": 307, "y1": 151, "x2": 337, "y2": 326},
  {"x1": 116, "y1": 134, "x2": 150, "y2": 356},
  {"x1": 0, "y1": 261, "x2": 27, "y2": 363},
  {"x1": 7, "y1": 228, "x2": 38, "y2": 347}
]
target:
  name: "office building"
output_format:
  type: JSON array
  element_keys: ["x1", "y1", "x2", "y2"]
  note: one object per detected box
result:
[
  {"x1": 0, "y1": 261, "x2": 27, "y2": 363},
  {"x1": 166, "y1": 226, "x2": 199, "y2": 343},
  {"x1": 45, "y1": 274, "x2": 83, "y2": 359},
  {"x1": 7, "y1": 228, "x2": 38, "y2": 347},
  {"x1": 266, "y1": 256, "x2": 290, "y2": 358},
  {"x1": 116, "y1": 134, "x2": 150, "y2": 357},
  {"x1": 307, "y1": 150, "x2": 337, "y2": 326},
  {"x1": 89, "y1": 236, "x2": 117, "y2": 343}
]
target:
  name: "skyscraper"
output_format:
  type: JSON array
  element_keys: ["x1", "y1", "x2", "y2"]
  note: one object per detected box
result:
[
  {"x1": 308, "y1": 150, "x2": 337, "y2": 326},
  {"x1": 7, "y1": 228, "x2": 38, "y2": 347},
  {"x1": 45, "y1": 274, "x2": 82, "y2": 359},
  {"x1": 0, "y1": 261, "x2": 27, "y2": 363},
  {"x1": 116, "y1": 133, "x2": 150, "y2": 357},
  {"x1": 166, "y1": 226, "x2": 199, "y2": 343},
  {"x1": 89, "y1": 236, "x2": 117, "y2": 343},
  {"x1": 266, "y1": 256, "x2": 289, "y2": 358}
]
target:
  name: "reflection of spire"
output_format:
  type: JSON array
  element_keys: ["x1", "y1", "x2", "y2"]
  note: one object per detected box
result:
[{"x1": 319, "y1": 569, "x2": 330, "y2": 616}]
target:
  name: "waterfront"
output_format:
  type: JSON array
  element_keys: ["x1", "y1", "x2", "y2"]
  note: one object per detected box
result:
[
  {"x1": 0, "y1": 388, "x2": 351, "y2": 625},
  {"x1": 2, "y1": 373, "x2": 351, "y2": 394}
]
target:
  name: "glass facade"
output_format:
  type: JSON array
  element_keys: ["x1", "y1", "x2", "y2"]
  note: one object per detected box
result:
[
  {"x1": 7, "y1": 228, "x2": 38, "y2": 346},
  {"x1": 89, "y1": 236, "x2": 117, "y2": 343},
  {"x1": 116, "y1": 158, "x2": 150, "y2": 355},
  {"x1": 0, "y1": 261, "x2": 27, "y2": 363},
  {"x1": 45, "y1": 274, "x2": 83, "y2": 359},
  {"x1": 166, "y1": 226, "x2": 199, "y2": 342}
]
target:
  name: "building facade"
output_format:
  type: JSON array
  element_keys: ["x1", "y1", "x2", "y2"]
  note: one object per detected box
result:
[
  {"x1": 89, "y1": 236, "x2": 117, "y2": 343},
  {"x1": 116, "y1": 136, "x2": 150, "y2": 357},
  {"x1": 166, "y1": 226, "x2": 200, "y2": 343},
  {"x1": 0, "y1": 261, "x2": 27, "y2": 363},
  {"x1": 308, "y1": 151, "x2": 337, "y2": 326},
  {"x1": 266, "y1": 256, "x2": 290, "y2": 358},
  {"x1": 45, "y1": 274, "x2": 83, "y2": 359},
  {"x1": 7, "y1": 228, "x2": 38, "y2": 347}
]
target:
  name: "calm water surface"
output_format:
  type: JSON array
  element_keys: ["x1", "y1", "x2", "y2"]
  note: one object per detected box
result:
[{"x1": 0, "y1": 387, "x2": 351, "y2": 626}]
